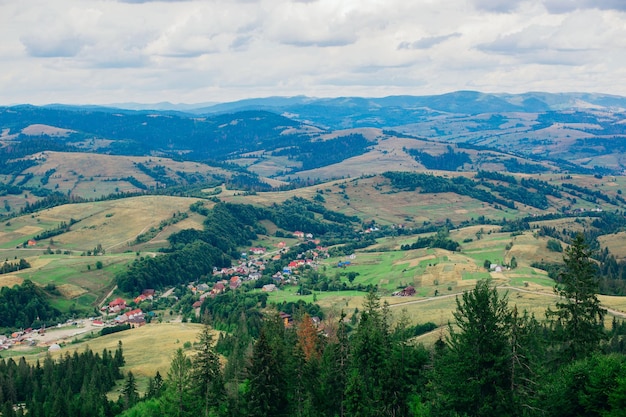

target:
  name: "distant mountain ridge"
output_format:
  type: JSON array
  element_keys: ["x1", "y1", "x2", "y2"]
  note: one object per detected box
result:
[{"x1": 2, "y1": 90, "x2": 626, "y2": 185}]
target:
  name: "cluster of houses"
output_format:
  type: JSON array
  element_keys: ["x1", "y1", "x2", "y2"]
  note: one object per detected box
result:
[
  {"x1": 100, "y1": 297, "x2": 147, "y2": 327},
  {"x1": 0, "y1": 328, "x2": 42, "y2": 350},
  {"x1": 190, "y1": 237, "x2": 329, "y2": 308},
  {"x1": 99, "y1": 289, "x2": 157, "y2": 328}
]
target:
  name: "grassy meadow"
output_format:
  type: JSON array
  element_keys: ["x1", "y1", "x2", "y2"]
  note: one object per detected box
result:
[{"x1": 5, "y1": 170, "x2": 626, "y2": 386}]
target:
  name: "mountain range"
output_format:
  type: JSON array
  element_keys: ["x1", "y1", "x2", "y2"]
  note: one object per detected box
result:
[{"x1": 1, "y1": 91, "x2": 625, "y2": 195}]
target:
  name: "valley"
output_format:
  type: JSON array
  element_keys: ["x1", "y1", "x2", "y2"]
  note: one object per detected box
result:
[{"x1": 2, "y1": 92, "x2": 626, "y2": 416}]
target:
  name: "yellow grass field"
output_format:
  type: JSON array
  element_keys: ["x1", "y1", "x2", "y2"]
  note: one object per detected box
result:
[
  {"x1": 0, "y1": 195, "x2": 204, "y2": 253},
  {"x1": 35, "y1": 322, "x2": 209, "y2": 379}
]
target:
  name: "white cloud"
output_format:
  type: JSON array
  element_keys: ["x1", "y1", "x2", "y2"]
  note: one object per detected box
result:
[
  {"x1": 398, "y1": 33, "x2": 462, "y2": 50},
  {"x1": 543, "y1": 0, "x2": 626, "y2": 13},
  {"x1": 471, "y1": 0, "x2": 526, "y2": 13},
  {"x1": 0, "y1": 0, "x2": 625, "y2": 104}
]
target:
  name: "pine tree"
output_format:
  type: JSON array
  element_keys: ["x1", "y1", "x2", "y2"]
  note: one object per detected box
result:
[
  {"x1": 146, "y1": 371, "x2": 165, "y2": 399},
  {"x1": 547, "y1": 233, "x2": 607, "y2": 361},
  {"x1": 121, "y1": 371, "x2": 140, "y2": 410},
  {"x1": 191, "y1": 325, "x2": 225, "y2": 417},
  {"x1": 430, "y1": 279, "x2": 515, "y2": 417},
  {"x1": 246, "y1": 327, "x2": 287, "y2": 417},
  {"x1": 161, "y1": 348, "x2": 193, "y2": 417},
  {"x1": 343, "y1": 291, "x2": 392, "y2": 417},
  {"x1": 114, "y1": 340, "x2": 125, "y2": 368}
]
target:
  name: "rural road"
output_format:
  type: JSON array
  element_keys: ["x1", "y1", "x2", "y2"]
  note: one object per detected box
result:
[{"x1": 389, "y1": 284, "x2": 626, "y2": 318}]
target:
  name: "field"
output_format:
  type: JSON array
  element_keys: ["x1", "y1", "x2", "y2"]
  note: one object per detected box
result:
[
  {"x1": 0, "y1": 195, "x2": 204, "y2": 254},
  {"x1": 15, "y1": 322, "x2": 209, "y2": 390},
  {"x1": 5, "y1": 170, "x2": 626, "y2": 389}
]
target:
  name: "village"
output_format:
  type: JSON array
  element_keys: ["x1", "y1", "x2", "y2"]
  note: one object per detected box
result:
[{"x1": 0, "y1": 230, "x2": 334, "y2": 352}]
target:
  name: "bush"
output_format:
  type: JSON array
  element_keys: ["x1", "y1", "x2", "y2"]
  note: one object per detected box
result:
[{"x1": 547, "y1": 238, "x2": 563, "y2": 252}]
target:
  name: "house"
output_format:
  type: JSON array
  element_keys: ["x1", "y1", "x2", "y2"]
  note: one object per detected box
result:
[
  {"x1": 262, "y1": 284, "x2": 277, "y2": 292},
  {"x1": 192, "y1": 300, "x2": 204, "y2": 309},
  {"x1": 142, "y1": 289, "x2": 155, "y2": 297},
  {"x1": 279, "y1": 312, "x2": 293, "y2": 327},
  {"x1": 250, "y1": 247, "x2": 266, "y2": 255},
  {"x1": 248, "y1": 272, "x2": 262, "y2": 281},
  {"x1": 108, "y1": 298, "x2": 127, "y2": 313},
  {"x1": 127, "y1": 317, "x2": 146, "y2": 328},
  {"x1": 229, "y1": 276, "x2": 242, "y2": 290},
  {"x1": 197, "y1": 283, "x2": 210, "y2": 292},
  {"x1": 134, "y1": 294, "x2": 148, "y2": 304},
  {"x1": 212, "y1": 282, "x2": 226, "y2": 294},
  {"x1": 92, "y1": 320, "x2": 105, "y2": 327},
  {"x1": 27, "y1": 239, "x2": 36, "y2": 247},
  {"x1": 293, "y1": 231, "x2": 305, "y2": 239},
  {"x1": 305, "y1": 233, "x2": 313, "y2": 239},
  {"x1": 115, "y1": 315, "x2": 128, "y2": 323},
  {"x1": 393, "y1": 286, "x2": 416, "y2": 297},
  {"x1": 125, "y1": 308, "x2": 143, "y2": 320}
]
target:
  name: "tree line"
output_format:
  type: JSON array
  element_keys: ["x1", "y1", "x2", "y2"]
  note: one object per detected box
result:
[
  {"x1": 0, "y1": 279, "x2": 63, "y2": 331},
  {"x1": 0, "y1": 343, "x2": 125, "y2": 417}
]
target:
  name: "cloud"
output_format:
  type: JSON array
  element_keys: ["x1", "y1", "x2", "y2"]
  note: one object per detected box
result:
[
  {"x1": 21, "y1": 33, "x2": 86, "y2": 58},
  {"x1": 117, "y1": 0, "x2": 194, "y2": 3},
  {"x1": 470, "y1": 0, "x2": 525, "y2": 13},
  {"x1": 543, "y1": 0, "x2": 626, "y2": 14},
  {"x1": 398, "y1": 33, "x2": 461, "y2": 50},
  {"x1": 265, "y1": 2, "x2": 362, "y2": 47}
]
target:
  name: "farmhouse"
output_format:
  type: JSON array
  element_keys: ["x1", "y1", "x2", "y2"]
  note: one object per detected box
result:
[
  {"x1": 108, "y1": 298, "x2": 127, "y2": 313},
  {"x1": 229, "y1": 276, "x2": 242, "y2": 290},
  {"x1": 393, "y1": 286, "x2": 416, "y2": 297},
  {"x1": 212, "y1": 282, "x2": 226, "y2": 295},
  {"x1": 279, "y1": 312, "x2": 293, "y2": 327}
]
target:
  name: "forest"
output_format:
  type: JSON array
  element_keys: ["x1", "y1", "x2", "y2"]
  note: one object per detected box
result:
[{"x1": 0, "y1": 343, "x2": 126, "y2": 417}]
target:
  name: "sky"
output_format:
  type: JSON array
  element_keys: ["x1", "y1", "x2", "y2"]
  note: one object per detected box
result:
[{"x1": 1, "y1": 0, "x2": 626, "y2": 105}]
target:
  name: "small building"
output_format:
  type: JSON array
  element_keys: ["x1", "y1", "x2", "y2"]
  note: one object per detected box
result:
[
  {"x1": 108, "y1": 297, "x2": 127, "y2": 313},
  {"x1": 125, "y1": 308, "x2": 143, "y2": 320},
  {"x1": 212, "y1": 282, "x2": 226, "y2": 294},
  {"x1": 229, "y1": 276, "x2": 242, "y2": 290},
  {"x1": 127, "y1": 317, "x2": 146, "y2": 328},
  {"x1": 262, "y1": 284, "x2": 277, "y2": 292},
  {"x1": 279, "y1": 312, "x2": 293, "y2": 327},
  {"x1": 393, "y1": 286, "x2": 416, "y2": 297}
]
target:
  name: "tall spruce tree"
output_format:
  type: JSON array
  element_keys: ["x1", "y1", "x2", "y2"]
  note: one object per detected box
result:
[
  {"x1": 430, "y1": 279, "x2": 515, "y2": 417},
  {"x1": 161, "y1": 348, "x2": 193, "y2": 417},
  {"x1": 547, "y1": 233, "x2": 606, "y2": 361},
  {"x1": 191, "y1": 325, "x2": 225, "y2": 417},
  {"x1": 120, "y1": 371, "x2": 140, "y2": 410},
  {"x1": 246, "y1": 326, "x2": 287, "y2": 417}
]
